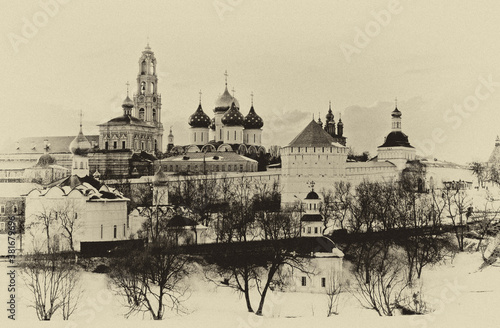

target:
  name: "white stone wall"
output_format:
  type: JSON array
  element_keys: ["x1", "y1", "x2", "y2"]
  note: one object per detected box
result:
[
  {"x1": 281, "y1": 145, "x2": 348, "y2": 204},
  {"x1": 24, "y1": 188, "x2": 129, "y2": 253},
  {"x1": 288, "y1": 255, "x2": 343, "y2": 294}
]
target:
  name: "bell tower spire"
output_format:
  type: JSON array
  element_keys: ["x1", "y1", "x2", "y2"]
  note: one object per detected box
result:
[{"x1": 133, "y1": 43, "x2": 163, "y2": 152}]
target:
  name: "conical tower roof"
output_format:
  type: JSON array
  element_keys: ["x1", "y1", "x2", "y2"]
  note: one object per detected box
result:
[{"x1": 488, "y1": 136, "x2": 500, "y2": 163}]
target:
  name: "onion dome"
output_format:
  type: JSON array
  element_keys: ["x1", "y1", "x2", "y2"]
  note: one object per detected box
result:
[
  {"x1": 317, "y1": 117, "x2": 323, "y2": 128},
  {"x1": 326, "y1": 102, "x2": 334, "y2": 122},
  {"x1": 188, "y1": 103, "x2": 211, "y2": 128},
  {"x1": 69, "y1": 126, "x2": 91, "y2": 156},
  {"x1": 214, "y1": 86, "x2": 239, "y2": 113},
  {"x1": 305, "y1": 190, "x2": 319, "y2": 200},
  {"x1": 36, "y1": 153, "x2": 56, "y2": 167},
  {"x1": 221, "y1": 102, "x2": 244, "y2": 126},
  {"x1": 244, "y1": 106, "x2": 264, "y2": 129},
  {"x1": 122, "y1": 95, "x2": 134, "y2": 116},
  {"x1": 392, "y1": 107, "x2": 402, "y2": 118},
  {"x1": 122, "y1": 95, "x2": 134, "y2": 108}
]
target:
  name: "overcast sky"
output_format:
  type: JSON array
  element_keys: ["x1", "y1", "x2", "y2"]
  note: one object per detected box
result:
[{"x1": 2, "y1": 0, "x2": 500, "y2": 164}]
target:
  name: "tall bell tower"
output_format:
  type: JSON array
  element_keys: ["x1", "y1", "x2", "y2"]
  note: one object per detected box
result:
[{"x1": 133, "y1": 42, "x2": 163, "y2": 152}]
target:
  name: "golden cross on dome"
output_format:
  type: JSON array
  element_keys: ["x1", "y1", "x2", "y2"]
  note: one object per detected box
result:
[
  {"x1": 224, "y1": 70, "x2": 228, "y2": 86},
  {"x1": 199, "y1": 90, "x2": 202, "y2": 104},
  {"x1": 126, "y1": 81, "x2": 130, "y2": 96},
  {"x1": 251, "y1": 91, "x2": 254, "y2": 106},
  {"x1": 395, "y1": 97, "x2": 398, "y2": 108},
  {"x1": 307, "y1": 180, "x2": 316, "y2": 191}
]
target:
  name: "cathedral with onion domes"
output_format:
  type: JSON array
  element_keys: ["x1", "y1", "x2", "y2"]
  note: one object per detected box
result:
[{"x1": 178, "y1": 72, "x2": 266, "y2": 157}]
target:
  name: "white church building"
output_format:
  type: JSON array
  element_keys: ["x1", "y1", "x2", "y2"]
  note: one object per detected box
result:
[{"x1": 24, "y1": 123, "x2": 130, "y2": 254}]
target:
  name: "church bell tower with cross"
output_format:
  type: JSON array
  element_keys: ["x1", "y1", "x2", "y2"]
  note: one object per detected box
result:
[{"x1": 133, "y1": 41, "x2": 163, "y2": 152}]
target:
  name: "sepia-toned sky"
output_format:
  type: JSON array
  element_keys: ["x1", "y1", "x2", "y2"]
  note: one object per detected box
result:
[{"x1": 2, "y1": 0, "x2": 500, "y2": 164}]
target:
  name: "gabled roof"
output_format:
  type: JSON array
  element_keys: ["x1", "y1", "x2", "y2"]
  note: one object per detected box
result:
[{"x1": 288, "y1": 120, "x2": 342, "y2": 147}]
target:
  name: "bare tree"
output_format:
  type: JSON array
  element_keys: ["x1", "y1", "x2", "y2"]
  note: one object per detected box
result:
[
  {"x1": 470, "y1": 161, "x2": 487, "y2": 188},
  {"x1": 351, "y1": 245, "x2": 408, "y2": 316},
  {"x1": 442, "y1": 183, "x2": 473, "y2": 251},
  {"x1": 254, "y1": 206, "x2": 308, "y2": 316},
  {"x1": 474, "y1": 191, "x2": 500, "y2": 253},
  {"x1": 109, "y1": 242, "x2": 190, "y2": 320},
  {"x1": 56, "y1": 200, "x2": 82, "y2": 253},
  {"x1": 325, "y1": 267, "x2": 342, "y2": 316},
  {"x1": 21, "y1": 252, "x2": 81, "y2": 320}
]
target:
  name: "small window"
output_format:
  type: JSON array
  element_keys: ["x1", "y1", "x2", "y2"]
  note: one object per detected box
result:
[
  {"x1": 307, "y1": 227, "x2": 311, "y2": 234},
  {"x1": 301, "y1": 277, "x2": 307, "y2": 286},
  {"x1": 114, "y1": 225, "x2": 117, "y2": 238},
  {"x1": 123, "y1": 224, "x2": 126, "y2": 237},
  {"x1": 1, "y1": 205, "x2": 5, "y2": 214},
  {"x1": 12, "y1": 205, "x2": 18, "y2": 214},
  {"x1": 105, "y1": 141, "x2": 109, "y2": 150},
  {"x1": 122, "y1": 141, "x2": 126, "y2": 149},
  {"x1": 100, "y1": 225, "x2": 103, "y2": 239},
  {"x1": 113, "y1": 141, "x2": 117, "y2": 149},
  {"x1": 321, "y1": 277, "x2": 326, "y2": 287},
  {"x1": 314, "y1": 227, "x2": 318, "y2": 234},
  {"x1": 0, "y1": 222, "x2": 5, "y2": 231}
]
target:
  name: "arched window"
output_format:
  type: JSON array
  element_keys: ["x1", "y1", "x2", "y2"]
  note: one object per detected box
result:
[
  {"x1": 141, "y1": 82, "x2": 146, "y2": 95},
  {"x1": 79, "y1": 161, "x2": 83, "y2": 169},
  {"x1": 141, "y1": 61, "x2": 147, "y2": 75},
  {"x1": 139, "y1": 108, "x2": 145, "y2": 120},
  {"x1": 152, "y1": 108, "x2": 156, "y2": 121},
  {"x1": 12, "y1": 205, "x2": 18, "y2": 214},
  {"x1": 154, "y1": 140, "x2": 157, "y2": 151},
  {"x1": 105, "y1": 141, "x2": 108, "y2": 150},
  {"x1": 150, "y1": 82, "x2": 155, "y2": 94}
]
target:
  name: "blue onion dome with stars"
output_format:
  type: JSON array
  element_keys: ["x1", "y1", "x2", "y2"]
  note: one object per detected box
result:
[
  {"x1": 221, "y1": 102, "x2": 244, "y2": 126},
  {"x1": 188, "y1": 103, "x2": 211, "y2": 128},
  {"x1": 244, "y1": 105, "x2": 264, "y2": 129}
]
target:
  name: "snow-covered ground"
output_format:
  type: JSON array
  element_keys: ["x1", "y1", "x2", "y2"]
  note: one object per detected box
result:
[{"x1": 1, "y1": 251, "x2": 499, "y2": 328}]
